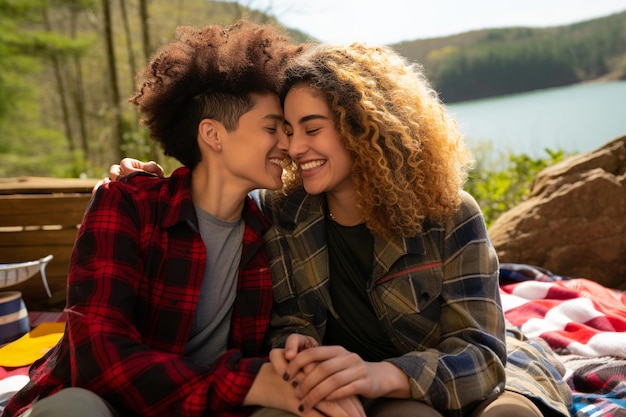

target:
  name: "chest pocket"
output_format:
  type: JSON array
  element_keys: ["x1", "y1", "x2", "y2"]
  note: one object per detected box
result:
[{"x1": 373, "y1": 260, "x2": 444, "y2": 350}]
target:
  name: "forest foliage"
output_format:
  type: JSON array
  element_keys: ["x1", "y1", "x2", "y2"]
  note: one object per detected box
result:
[
  {"x1": 393, "y1": 11, "x2": 626, "y2": 102},
  {"x1": 0, "y1": 1, "x2": 623, "y2": 223},
  {"x1": 0, "y1": 0, "x2": 309, "y2": 178}
]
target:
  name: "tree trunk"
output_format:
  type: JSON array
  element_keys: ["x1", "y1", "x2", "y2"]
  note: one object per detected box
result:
[
  {"x1": 101, "y1": 0, "x2": 123, "y2": 161},
  {"x1": 42, "y1": 8, "x2": 75, "y2": 153},
  {"x1": 71, "y1": 57, "x2": 88, "y2": 158},
  {"x1": 118, "y1": 0, "x2": 139, "y2": 140},
  {"x1": 119, "y1": 0, "x2": 137, "y2": 84},
  {"x1": 69, "y1": 8, "x2": 89, "y2": 159},
  {"x1": 137, "y1": 0, "x2": 159, "y2": 161},
  {"x1": 138, "y1": 0, "x2": 151, "y2": 62}
]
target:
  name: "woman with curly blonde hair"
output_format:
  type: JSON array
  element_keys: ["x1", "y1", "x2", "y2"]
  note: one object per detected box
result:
[
  {"x1": 278, "y1": 43, "x2": 472, "y2": 238},
  {"x1": 259, "y1": 43, "x2": 572, "y2": 417}
]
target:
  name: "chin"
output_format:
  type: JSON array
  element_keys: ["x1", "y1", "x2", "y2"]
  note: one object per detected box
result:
[
  {"x1": 302, "y1": 183, "x2": 325, "y2": 196},
  {"x1": 262, "y1": 178, "x2": 283, "y2": 191}
]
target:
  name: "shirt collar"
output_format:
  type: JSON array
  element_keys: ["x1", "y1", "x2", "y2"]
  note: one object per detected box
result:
[{"x1": 161, "y1": 167, "x2": 271, "y2": 236}]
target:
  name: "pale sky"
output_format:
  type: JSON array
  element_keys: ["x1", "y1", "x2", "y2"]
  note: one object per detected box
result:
[{"x1": 244, "y1": 0, "x2": 626, "y2": 45}]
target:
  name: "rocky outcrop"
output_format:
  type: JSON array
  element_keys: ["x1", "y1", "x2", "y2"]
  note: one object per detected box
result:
[{"x1": 488, "y1": 136, "x2": 626, "y2": 290}]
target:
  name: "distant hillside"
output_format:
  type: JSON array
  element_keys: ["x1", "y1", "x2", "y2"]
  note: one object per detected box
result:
[{"x1": 387, "y1": 10, "x2": 626, "y2": 103}]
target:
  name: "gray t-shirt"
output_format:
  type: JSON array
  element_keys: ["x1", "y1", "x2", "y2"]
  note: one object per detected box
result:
[{"x1": 183, "y1": 206, "x2": 244, "y2": 366}]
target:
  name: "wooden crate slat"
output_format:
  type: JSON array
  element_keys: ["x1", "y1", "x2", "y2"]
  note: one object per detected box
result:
[
  {"x1": 0, "y1": 194, "x2": 91, "y2": 227},
  {"x1": 0, "y1": 228, "x2": 79, "y2": 248},
  {"x1": 0, "y1": 177, "x2": 98, "y2": 195},
  {"x1": 0, "y1": 178, "x2": 102, "y2": 309}
]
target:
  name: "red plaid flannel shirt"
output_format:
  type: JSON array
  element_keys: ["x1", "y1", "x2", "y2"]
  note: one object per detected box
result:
[{"x1": 3, "y1": 167, "x2": 272, "y2": 417}]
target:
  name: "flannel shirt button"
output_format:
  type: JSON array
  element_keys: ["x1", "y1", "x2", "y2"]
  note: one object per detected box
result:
[
  {"x1": 171, "y1": 299, "x2": 178, "y2": 305},
  {"x1": 420, "y1": 292, "x2": 429, "y2": 301}
]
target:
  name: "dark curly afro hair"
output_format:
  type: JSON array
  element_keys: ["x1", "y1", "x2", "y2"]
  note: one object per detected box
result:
[{"x1": 130, "y1": 20, "x2": 304, "y2": 168}]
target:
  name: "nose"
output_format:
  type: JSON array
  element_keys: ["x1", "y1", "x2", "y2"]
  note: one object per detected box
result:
[
  {"x1": 288, "y1": 130, "x2": 307, "y2": 160},
  {"x1": 276, "y1": 129, "x2": 289, "y2": 154}
]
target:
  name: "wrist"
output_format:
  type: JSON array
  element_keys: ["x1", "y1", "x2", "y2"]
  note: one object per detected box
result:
[{"x1": 372, "y1": 361, "x2": 411, "y2": 398}]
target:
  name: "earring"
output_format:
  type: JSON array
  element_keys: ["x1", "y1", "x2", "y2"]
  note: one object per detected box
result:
[{"x1": 216, "y1": 144, "x2": 222, "y2": 151}]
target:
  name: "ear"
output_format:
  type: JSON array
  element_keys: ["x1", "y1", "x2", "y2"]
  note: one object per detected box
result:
[{"x1": 198, "y1": 119, "x2": 222, "y2": 152}]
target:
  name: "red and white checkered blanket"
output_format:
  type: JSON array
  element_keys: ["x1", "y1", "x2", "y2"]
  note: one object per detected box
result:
[
  {"x1": 499, "y1": 272, "x2": 626, "y2": 416},
  {"x1": 500, "y1": 278, "x2": 626, "y2": 358}
]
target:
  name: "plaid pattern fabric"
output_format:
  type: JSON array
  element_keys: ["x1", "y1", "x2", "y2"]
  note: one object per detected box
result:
[
  {"x1": 261, "y1": 188, "x2": 509, "y2": 417},
  {"x1": 500, "y1": 270, "x2": 626, "y2": 417},
  {"x1": 562, "y1": 355, "x2": 626, "y2": 417},
  {"x1": 3, "y1": 168, "x2": 272, "y2": 417},
  {"x1": 505, "y1": 328, "x2": 573, "y2": 417}
]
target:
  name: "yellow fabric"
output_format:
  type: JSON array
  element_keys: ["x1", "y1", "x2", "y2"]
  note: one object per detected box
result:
[{"x1": 0, "y1": 322, "x2": 65, "y2": 367}]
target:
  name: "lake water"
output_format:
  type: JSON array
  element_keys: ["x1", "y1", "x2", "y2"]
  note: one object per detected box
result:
[{"x1": 446, "y1": 80, "x2": 626, "y2": 163}]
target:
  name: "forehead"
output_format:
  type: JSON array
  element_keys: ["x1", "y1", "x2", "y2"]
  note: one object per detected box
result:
[
  {"x1": 251, "y1": 92, "x2": 280, "y2": 109},
  {"x1": 285, "y1": 83, "x2": 320, "y2": 100},
  {"x1": 284, "y1": 85, "x2": 328, "y2": 116},
  {"x1": 249, "y1": 92, "x2": 281, "y2": 112}
]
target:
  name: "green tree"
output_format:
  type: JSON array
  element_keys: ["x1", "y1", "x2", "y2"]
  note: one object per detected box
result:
[{"x1": 0, "y1": 0, "x2": 96, "y2": 177}]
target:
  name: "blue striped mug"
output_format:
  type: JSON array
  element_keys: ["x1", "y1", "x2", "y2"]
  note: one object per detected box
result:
[{"x1": 0, "y1": 291, "x2": 30, "y2": 345}]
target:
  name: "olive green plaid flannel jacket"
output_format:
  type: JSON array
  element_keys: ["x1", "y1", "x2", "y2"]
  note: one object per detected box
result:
[
  {"x1": 261, "y1": 188, "x2": 505, "y2": 415},
  {"x1": 258, "y1": 187, "x2": 572, "y2": 417}
]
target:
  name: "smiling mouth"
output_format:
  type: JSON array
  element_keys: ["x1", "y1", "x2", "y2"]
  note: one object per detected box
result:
[
  {"x1": 269, "y1": 158, "x2": 284, "y2": 167},
  {"x1": 299, "y1": 160, "x2": 326, "y2": 171}
]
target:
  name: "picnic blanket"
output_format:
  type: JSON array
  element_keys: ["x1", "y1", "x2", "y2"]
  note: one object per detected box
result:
[
  {"x1": 2, "y1": 267, "x2": 626, "y2": 417},
  {"x1": 0, "y1": 312, "x2": 65, "y2": 413},
  {"x1": 500, "y1": 264, "x2": 626, "y2": 417}
]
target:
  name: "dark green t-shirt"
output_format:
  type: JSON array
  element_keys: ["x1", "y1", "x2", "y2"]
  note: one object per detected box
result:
[{"x1": 323, "y1": 218, "x2": 399, "y2": 361}]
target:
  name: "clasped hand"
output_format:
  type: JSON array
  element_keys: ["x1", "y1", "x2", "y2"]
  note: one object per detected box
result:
[{"x1": 270, "y1": 334, "x2": 392, "y2": 415}]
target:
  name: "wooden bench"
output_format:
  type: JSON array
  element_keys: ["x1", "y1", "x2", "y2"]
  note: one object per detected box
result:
[{"x1": 0, "y1": 177, "x2": 98, "y2": 310}]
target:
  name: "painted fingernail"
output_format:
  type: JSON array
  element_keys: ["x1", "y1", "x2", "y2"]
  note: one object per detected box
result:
[
  {"x1": 292, "y1": 380, "x2": 298, "y2": 388},
  {"x1": 298, "y1": 405, "x2": 304, "y2": 412},
  {"x1": 283, "y1": 373, "x2": 289, "y2": 381}
]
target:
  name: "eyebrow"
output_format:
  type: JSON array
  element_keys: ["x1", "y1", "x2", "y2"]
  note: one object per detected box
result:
[
  {"x1": 263, "y1": 114, "x2": 284, "y2": 122},
  {"x1": 285, "y1": 114, "x2": 330, "y2": 125}
]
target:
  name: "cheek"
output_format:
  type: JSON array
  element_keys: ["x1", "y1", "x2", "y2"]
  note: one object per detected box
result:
[
  {"x1": 243, "y1": 131, "x2": 273, "y2": 152},
  {"x1": 335, "y1": 148, "x2": 353, "y2": 171}
]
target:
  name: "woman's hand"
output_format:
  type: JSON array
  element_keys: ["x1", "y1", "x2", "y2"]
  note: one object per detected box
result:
[
  {"x1": 109, "y1": 158, "x2": 164, "y2": 180},
  {"x1": 284, "y1": 345, "x2": 411, "y2": 412},
  {"x1": 269, "y1": 334, "x2": 319, "y2": 378},
  {"x1": 92, "y1": 158, "x2": 165, "y2": 193},
  {"x1": 246, "y1": 362, "x2": 365, "y2": 417},
  {"x1": 314, "y1": 395, "x2": 366, "y2": 417}
]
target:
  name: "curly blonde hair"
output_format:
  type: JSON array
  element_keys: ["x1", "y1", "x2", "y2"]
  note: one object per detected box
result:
[{"x1": 280, "y1": 43, "x2": 474, "y2": 238}]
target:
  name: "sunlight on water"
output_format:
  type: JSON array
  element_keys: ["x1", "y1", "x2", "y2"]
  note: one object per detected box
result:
[{"x1": 446, "y1": 80, "x2": 626, "y2": 162}]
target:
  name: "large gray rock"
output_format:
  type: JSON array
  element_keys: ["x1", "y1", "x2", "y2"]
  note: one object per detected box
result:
[{"x1": 488, "y1": 136, "x2": 626, "y2": 290}]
